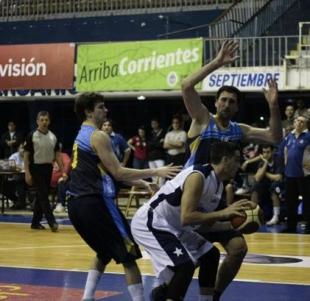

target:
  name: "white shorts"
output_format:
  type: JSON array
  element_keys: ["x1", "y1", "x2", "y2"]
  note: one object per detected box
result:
[{"x1": 131, "y1": 206, "x2": 213, "y2": 283}]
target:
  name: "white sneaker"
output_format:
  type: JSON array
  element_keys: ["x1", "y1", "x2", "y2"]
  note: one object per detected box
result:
[
  {"x1": 266, "y1": 215, "x2": 279, "y2": 226},
  {"x1": 235, "y1": 187, "x2": 249, "y2": 195},
  {"x1": 54, "y1": 203, "x2": 65, "y2": 213}
]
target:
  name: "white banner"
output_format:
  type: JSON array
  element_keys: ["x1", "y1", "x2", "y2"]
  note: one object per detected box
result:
[{"x1": 202, "y1": 67, "x2": 284, "y2": 92}]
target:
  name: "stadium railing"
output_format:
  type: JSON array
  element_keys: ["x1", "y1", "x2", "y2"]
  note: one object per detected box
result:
[{"x1": 0, "y1": 0, "x2": 234, "y2": 21}]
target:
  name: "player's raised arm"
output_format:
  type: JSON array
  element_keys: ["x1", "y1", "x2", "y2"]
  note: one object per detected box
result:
[
  {"x1": 240, "y1": 79, "x2": 282, "y2": 144},
  {"x1": 181, "y1": 40, "x2": 239, "y2": 125}
]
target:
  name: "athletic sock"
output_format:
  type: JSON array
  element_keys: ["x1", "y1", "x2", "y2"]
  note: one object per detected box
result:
[
  {"x1": 82, "y1": 269, "x2": 101, "y2": 300},
  {"x1": 127, "y1": 283, "x2": 145, "y2": 301},
  {"x1": 273, "y1": 206, "x2": 280, "y2": 216}
]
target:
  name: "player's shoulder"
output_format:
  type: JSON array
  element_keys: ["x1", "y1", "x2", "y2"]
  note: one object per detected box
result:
[{"x1": 192, "y1": 164, "x2": 213, "y2": 178}]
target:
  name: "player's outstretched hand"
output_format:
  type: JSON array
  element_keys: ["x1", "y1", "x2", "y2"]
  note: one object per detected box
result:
[
  {"x1": 263, "y1": 79, "x2": 278, "y2": 106},
  {"x1": 222, "y1": 199, "x2": 253, "y2": 219},
  {"x1": 214, "y1": 40, "x2": 239, "y2": 66},
  {"x1": 156, "y1": 163, "x2": 182, "y2": 179}
]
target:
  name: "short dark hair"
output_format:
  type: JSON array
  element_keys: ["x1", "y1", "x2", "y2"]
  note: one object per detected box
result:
[
  {"x1": 37, "y1": 111, "x2": 49, "y2": 119},
  {"x1": 74, "y1": 93, "x2": 104, "y2": 122},
  {"x1": 261, "y1": 144, "x2": 274, "y2": 151},
  {"x1": 210, "y1": 141, "x2": 240, "y2": 164},
  {"x1": 216, "y1": 86, "x2": 241, "y2": 104}
]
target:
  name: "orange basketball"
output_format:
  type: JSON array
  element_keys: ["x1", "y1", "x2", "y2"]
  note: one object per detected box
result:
[{"x1": 231, "y1": 204, "x2": 265, "y2": 234}]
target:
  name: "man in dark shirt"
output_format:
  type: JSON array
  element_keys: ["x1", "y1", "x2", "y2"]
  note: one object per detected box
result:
[
  {"x1": 148, "y1": 118, "x2": 166, "y2": 186},
  {"x1": 1, "y1": 121, "x2": 23, "y2": 158},
  {"x1": 24, "y1": 111, "x2": 67, "y2": 232},
  {"x1": 282, "y1": 115, "x2": 310, "y2": 233}
]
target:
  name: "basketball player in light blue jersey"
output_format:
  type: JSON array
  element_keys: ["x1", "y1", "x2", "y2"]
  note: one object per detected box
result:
[{"x1": 181, "y1": 40, "x2": 283, "y2": 301}]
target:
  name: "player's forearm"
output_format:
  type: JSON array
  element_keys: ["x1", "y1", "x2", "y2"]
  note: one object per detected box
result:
[
  {"x1": 181, "y1": 210, "x2": 226, "y2": 227},
  {"x1": 268, "y1": 104, "x2": 282, "y2": 143},
  {"x1": 181, "y1": 59, "x2": 221, "y2": 90},
  {"x1": 113, "y1": 166, "x2": 157, "y2": 182}
]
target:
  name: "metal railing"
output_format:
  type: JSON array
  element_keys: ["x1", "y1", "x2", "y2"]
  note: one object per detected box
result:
[
  {"x1": 0, "y1": 0, "x2": 234, "y2": 21},
  {"x1": 209, "y1": 0, "x2": 269, "y2": 38},
  {"x1": 235, "y1": 0, "x2": 297, "y2": 37},
  {"x1": 205, "y1": 36, "x2": 299, "y2": 67}
]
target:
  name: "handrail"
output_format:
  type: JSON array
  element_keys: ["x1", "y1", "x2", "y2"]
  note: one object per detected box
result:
[
  {"x1": 235, "y1": 0, "x2": 297, "y2": 37},
  {"x1": 209, "y1": 0, "x2": 269, "y2": 38},
  {"x1": 0, "y1": 0, "x2": 234, "y2": 21},
  {"x1": 205, "y1": 36, "x2": 299, "y2": 67}
]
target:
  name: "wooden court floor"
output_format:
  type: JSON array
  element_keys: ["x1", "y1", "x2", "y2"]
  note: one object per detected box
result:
[{"x1": 0, "y1": 220, "x2": 310, "y2": 300}]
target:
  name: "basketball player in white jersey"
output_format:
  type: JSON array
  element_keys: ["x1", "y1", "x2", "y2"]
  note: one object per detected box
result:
[{"x1": 131, "y1": 142, "x2": 251, "y2": 301}]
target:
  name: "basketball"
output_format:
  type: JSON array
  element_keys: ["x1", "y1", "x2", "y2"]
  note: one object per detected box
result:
[{"x1": 231, "y1": 203, "x2": 265, "y2": 234}]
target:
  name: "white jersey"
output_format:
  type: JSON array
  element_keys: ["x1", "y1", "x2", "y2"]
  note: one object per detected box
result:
[{"x1": 131, "y1": 164, "x2": 223, "y2": 282}]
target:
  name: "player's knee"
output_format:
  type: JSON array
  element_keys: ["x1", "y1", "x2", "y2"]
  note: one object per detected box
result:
[{"x1": 227, "y1": 239, "x2": 248, "y2": 260}]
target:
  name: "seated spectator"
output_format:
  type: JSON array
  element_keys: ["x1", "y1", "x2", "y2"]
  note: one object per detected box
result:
[
  {"x1": 163, "y1": 115, "x2": 187, "y2": 166},
  {"x1": 128, "y1": 125, "x2": 148, "y2": 169},
  {"x1": 251, "y1": 144, "x2": 283, "y2": 225},
  {"x1": 102, "y1": 119, "x2": 131, "y2": 166},
  {"x1": 6, "y1": 144, "x2": 26, "y2": 209},
  {"x1": 52, "y1": 146, "x2": 71, "y2": 213}
]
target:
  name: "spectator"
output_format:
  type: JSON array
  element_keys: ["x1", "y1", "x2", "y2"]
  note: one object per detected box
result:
[
  {"x1": 282, "y1": 104, "x2": 295, "y2": 136},
  {"x1": 1, "y1": 121, "x2": 23, "y2": 158},
  {"x1": 294, "y1": 99, "x2": 309, "y2": 119},
  {"x1": 163, "y1": 115, "x2": 187, "y2": 166},
  {"x1": 52, "y1": 144, "x2": 71, "y2": 213},
  {"x1": 5, "y1": 144, "x2": 26, "y2": 209},
  {"x1": 251, "y1": 144, "x2": 283, "y2": 225},
  {"x1": 102, "y1": 119, "x2": 131, "y2": 167},
  {"x1": 281, "y1": 115, "x2": 310, "y2": 233},
  {"x1": 128, "y1": 126, "x2": 148, "y2": 169},
  {"x1": 148, "y1": 118, "x2": 166, "y2": 186}
]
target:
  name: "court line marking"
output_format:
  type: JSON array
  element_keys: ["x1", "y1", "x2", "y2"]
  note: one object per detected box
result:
[
  {"x1": 0, "y1": 264, "x2": 309, "y2": 286},
  {"x1": 0, "y1": 245, "x2": 87, "y2": 251},
  {"x1": 141, "y1": 251, "x2": 310, "y2": 268}
]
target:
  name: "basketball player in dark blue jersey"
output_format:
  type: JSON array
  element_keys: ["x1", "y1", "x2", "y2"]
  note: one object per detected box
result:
[
  {"x1": 67, "y1": 93, "x2": 181, "y2": 301},
  {"x1": 181, "y1": 41, "x2": 283, "y2": 301}
]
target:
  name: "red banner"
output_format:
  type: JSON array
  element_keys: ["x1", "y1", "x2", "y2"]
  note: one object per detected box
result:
[{"x1": 0, "y1": 43, "x2": 75, "y2": 89}]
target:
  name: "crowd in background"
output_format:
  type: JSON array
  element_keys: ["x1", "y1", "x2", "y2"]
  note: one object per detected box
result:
[{"x1": 0, "y1": 98, "x2": 309, "y2": 233}]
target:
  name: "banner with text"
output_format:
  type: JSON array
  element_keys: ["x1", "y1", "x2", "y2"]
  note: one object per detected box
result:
[
  {"x1": 202, "y1": 67, "x2": 284, "y2": 92},
  {"x1": 76, "y1": 39, "x2": 203, "y2": 91},
  {"x1": 0, "y1": 43, "x2": 75, "y2": 90}
]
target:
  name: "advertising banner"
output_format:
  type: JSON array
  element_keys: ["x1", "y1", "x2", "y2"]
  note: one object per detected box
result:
[
  {"x1": 202, "y1": 67, "x2": 284, "y2": 92},
  {"x1": 0, "y1": 43, "x2": 75, "y2": 90},
  {"x1": 76, "y1": 38, "x2": 203, "y2": 91}
]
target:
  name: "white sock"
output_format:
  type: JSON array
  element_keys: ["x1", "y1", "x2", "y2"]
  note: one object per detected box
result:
[
  {"x1": 127, "y1": 283, "x2": 144, "y2": 301},
  {"x1": 82, "y1": 269, "x2": 102, "y2": 300},
  {"x1": 273, "y1": 206, "x2": 280, "y2": 216},
  {"x1": 200, "y1": 295, "x2": 213, "y2": 301}
]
